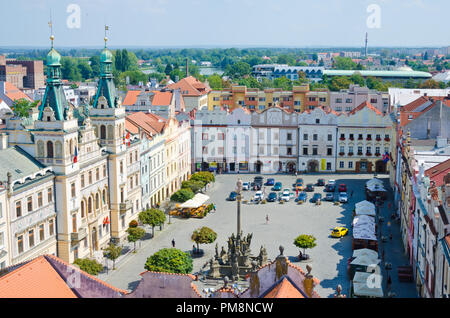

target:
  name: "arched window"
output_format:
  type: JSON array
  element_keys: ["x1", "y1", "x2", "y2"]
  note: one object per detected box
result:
[
  {"x1": 55, "y1": 141, "x2": 62, "y2": 158},
  {"x1": 107, "y1": 125, "x2": 114, "y2": 140},
  {"x1": 100, "y1": 125, "x2": 106, "y2": 140},
  {"x1": 88, "y1": 197, "x2": 93, "y2": 214},
  {"x1": 102, "y1": 189, "x2": 107, "y2": 205},
  {"x1": 95, "y1": 193, "x2": 100, "y2": 210},
  {"x1": 47, "y1": 141, "x2": 54, "y2": 158},
  {"x1": 81, "y1": 200, "x2": 85, "y2": 218},
  {"x1": 69, "y1": 139, "x2": 73, "y2": 156}
]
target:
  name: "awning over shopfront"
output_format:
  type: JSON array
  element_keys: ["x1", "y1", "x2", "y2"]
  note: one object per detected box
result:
[
  {"x1": 351, "y1": 255, "x2": 380, "y2": 266},
  {"x1": 179, "y1": 193, "x2": 210, "y2": 208},
  {"x1": 366, "y1": 178, "x2": 384, "y2": 188}
]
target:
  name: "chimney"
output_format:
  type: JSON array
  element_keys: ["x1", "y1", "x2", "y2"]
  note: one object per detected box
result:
[{"x1": 0, "y1": 133, "x2": 8, "y2": 150}]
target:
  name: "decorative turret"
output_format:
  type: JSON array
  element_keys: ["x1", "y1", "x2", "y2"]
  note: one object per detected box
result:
[
  {"x1": 38, "y1": 33, "x2": 69, "y2": 121},
  {"x1": 93, "y1": 29, "x2": 119, "y2": 109}
]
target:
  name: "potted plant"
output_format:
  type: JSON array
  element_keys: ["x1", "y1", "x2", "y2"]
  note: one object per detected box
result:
[{"x1": 339, "y1": 152, "x2": 345, "y2": 156}]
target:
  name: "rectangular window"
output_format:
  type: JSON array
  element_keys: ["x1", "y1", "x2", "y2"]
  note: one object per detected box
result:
[
  {"x1": 120, "y1": 161, "x2": 124, "y2": 174},
  {"x1": 38, "y1": 192, "x2": 43, "y2": 208},
  {"x1": 89, "y1": 171, "x2": 93, "y2": 184},
  {"x1": 48, "y1": 188, "x2": 53, "y2": 203},
  {"x1": 339, "y1": 161, "x2": 344, "y2": 168},
  {"x1": 16, "y1": 201, "x2": 22, "y2": 218},
  {"x1": 345, "y1": 98, "x2": 352, "y2": 103},
  {"x1": 340, "y1": 146, "x2": 345, "y2": 153},
  {"x1": 327, "y1": 148, "x2": 333, "y2": 156},
  {"x1": 27, "y1": 196, "x2": 33, "y2": 212},
  {"x1": 96, "y1": 168, "x2": 100, "y2": 181},
  {"x1": 49, "y1": 219, "x2": 54, "y2": 236},
  {"x1": 287, "y1": 133, "x2": 292, "y2": 141},
  {"x1": 326, "y1": 162, "x2": 331, "y2": 170},
  {"x1": 18, "y1": 235, "x2": 24, "y2": 254},
  {"x1": 349, "y1": 146, "x2": 354, "y2": 153},
  {"x1": 312, "y1": 147, "x2": 318, "y2": 155},
  {"x1": 39, "y1": 224, "x2": 45, "y2": 241},
  {"x1": 103, "y1": 164, "x2": 107, "y2": 177},
  {"x1": 313, "y1": 134, "x2": 318, "y2": 141},
  {"x1": 303, "y1": 134, "x2": 308, "y2": 141},
  {"x1": 0, "y1": 232, "x2": 3, "y2": 247},
  {"x1": 336, "y1": 98, "x2": 342, "y2": 103},
  {"x1": 303, "y1": 147, "x2": 308, "y2": 155},
  {"x1": 358, "y1": 146, "x2": 363, "y2": 153},
  {"x1": 370, "y1": 98, "x2": 378, "y2": 103},
  {"x1": 28, "y1": 230, "x2": 34, "y2": 248},
  {"x1": 71, "y1": 183, "x2": 76, "y2": 198},
  {"x1": 367, "y1": 146, "x2": 372, "y2": 153},
  {"x1": 273, "y1": 147, "x2": 279, "y2": 155},
  {"x1": 259, "y1": 146, "x2": 264, "y2": 154},
  {"x1": 328, "y1": 134, "x2": 332, "y2": 141},
  {"x1": 72, "y1": 214, "x2": 77, "y2": 233},
  {"x1": 287, "y1": 147, "x2": 292, "y2": 155},
  {"x1": 376, "y1": 147, "x2": 380, "y2": 154},
  {"x1": 348, "y1": 161, "x2": 353, "y2": 169},
  {"x1": 81, "y1": 174, "x2": 85, "y2": 187}
]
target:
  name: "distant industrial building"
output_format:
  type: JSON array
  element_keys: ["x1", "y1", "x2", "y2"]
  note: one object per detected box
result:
[
  {"x1": 0, "y1": 56, "x2": 44, "y2": 90},
  {"x1": 252, "y1": 64, "x2": 324, "y2": 82},
  {"x1": 323, "y1": 70, "x2": 432, "y2": 83}
]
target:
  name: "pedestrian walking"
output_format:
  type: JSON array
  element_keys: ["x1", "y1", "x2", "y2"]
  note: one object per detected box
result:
[
  {"x1": 350, "y1": 190, "x2": 354, "y2": 198},
  {"x1": 172, "y1": 239, "x2": 176, "y2": 248},
  {"x1": 265, "y1": 214, "x2": 269, "y2": 224},
  {"x1": 389, "y1": 233, "x2": 393, "y2": 241},
  {"x1": 213, "y1": 204, "x2": 216, "y2": 212}
]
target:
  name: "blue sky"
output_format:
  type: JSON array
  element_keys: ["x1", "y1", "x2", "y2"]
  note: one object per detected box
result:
[{"x1": 1, "y1": 0, "x2": 449, "y2": 48}]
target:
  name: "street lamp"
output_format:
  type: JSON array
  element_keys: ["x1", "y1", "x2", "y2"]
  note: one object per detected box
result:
[{"x1": 236, "y1": 178, "x2": 243, "y2": 235}]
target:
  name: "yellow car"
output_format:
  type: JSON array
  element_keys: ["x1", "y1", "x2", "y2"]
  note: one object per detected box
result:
[{"x1": 331, "y1": 227, "x2": 349, "y2": 238}]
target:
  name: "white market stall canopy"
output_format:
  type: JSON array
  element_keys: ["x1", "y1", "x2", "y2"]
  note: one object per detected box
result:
[
  {"x1": 353, "y1": 229, "x2": 377, "y2": 241},
  {"x1": 352, "y1": 215, "x2": 376, "y2": 227},
  {"x1": 353, "y1": 248, "x2": 379, "y2": 259},
  {"x1": 179, "y1": 193, "x2": 210, "y2": 208},
  {"x1": 355, "y1": 200, "x2": 376, "y2": 216},
  {"x1": 351, "y1": 255, "x2": 380, "y2": 266},
  {"x1": 353, "y1": 279, "x2": 384, "y2": 298},
  {"x1": 366, "y1": 183, "x2": 386, "y2": 192},
  {"x1": 366, "y1": 178, "x2": 384, "y2": 188}
]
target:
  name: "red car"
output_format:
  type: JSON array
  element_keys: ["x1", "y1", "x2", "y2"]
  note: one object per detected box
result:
[{"x1": 338, "y1": 184, "x2": 347, "y2": 192}]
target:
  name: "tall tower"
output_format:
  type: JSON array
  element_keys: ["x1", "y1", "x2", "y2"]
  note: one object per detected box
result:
[
  {"x1": 89, "y1": 29, "x2": 134, "y2": 243},
  {"x1": 33, "y1": 30, "x2": 83, "y2": 262},
  {"x1": 364, "y1": 32, "x2": 368, "y2": 57}
]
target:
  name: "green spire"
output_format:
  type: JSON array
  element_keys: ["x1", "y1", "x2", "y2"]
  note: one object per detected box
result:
[
  {"x1": 38, "y1": 33, "x2": 68, "y2": 121},
  {"x1": 93, "y1": 27, "x2": 118, "y2": 109}
]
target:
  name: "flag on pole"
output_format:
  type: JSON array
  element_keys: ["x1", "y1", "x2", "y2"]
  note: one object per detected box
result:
[
  {"x1": 382, "y1": 152, "x2": 390, "y2": 163},
  {"x1": 73, "y1": 146, "x2": 78, "y2": 163},
  {"x1": 126, "y1": 131, "x2": 130, "y2": 147}
]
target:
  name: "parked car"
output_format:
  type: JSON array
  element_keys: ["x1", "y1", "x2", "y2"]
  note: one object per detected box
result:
[
  {"x1": 317, "y1": 178, "x2": 326, "y2": 186},
  {"x1": 294, "y1": 182, "x2": 304, "y2": 191},
  {"x1": 331, "y1": 227, "x2": 349, "y2": 238},
  {"x1": 267, "y1": 192, "x2": 278, "y2": 202},
  {"x1": 228, "y1": 191, "x2": 237, "y2": 201},
  {"x1": 338, "y1": 184, "x2": 347, "y2": 192},
  {"x1": 339, "y1": 192, "x2": 348, "y2": 203},
  {"x1": 311, "y1": 193, "x2": 322, "y2": 203},
  {"x1": 254, "y1": 176, "x2": 264, "y2": 184},
  {"x1": 328, "y1": 179, "x2": 336, "y2": 186},
  {"x1": 251, "y1": 182, "x2": 262, "y2": 191},
  {"x1": 297, "y1": 191, "x2": 308, "y2": 202},
  {"x1": 325, "y1": 193, "x2": 335, "y2": 201},
  {"x1": 305, "y1": 184, "x2": 314, "y2": 192},
  {"x1": 253, "y1": 191, "x2": 264, "y2": 202},
  {"x1": 266, "y1": 178, "x2": 275, "y2": 186},
  {"x1": 281, "y1": 189, "x2": 292, "y2": 202},
  {"x1": 293, "y1": 178, "x2": 304, "y2": 187},
  {"x1": 325, "y1": 183, "x2": 336, "y2": 192},
  {"x1": 272, "y1": 182, "x2": 282, "y2": 191},
  {"x1": 242, "y1": 182, "x2": 250, "y2": 191}
]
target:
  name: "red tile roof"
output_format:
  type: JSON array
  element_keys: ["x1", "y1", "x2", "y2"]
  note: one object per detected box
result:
[
  {"x1": 425, "y1": 159, "x2": 450, "y2": 187},
  {"x1": 263, "y1": 277, "x2": 305, "y2": 298},
  {"x1": 122, "y1": 90, "x2": 141, "y2": 106},
  {"x1": 125, "y1": 111, "x2": 167, "y2": 138},
  {"x1": 166, "y1": 76, "x2": 210, "y2": 96},
  {"x1": 0, "y1": 256, "x2": 77, "y2": 298},
  {"x1": 3, "y1": 82, "x2": 32, "y2": 102},
  {"x1": 348, "y1": 100, "x2": 382, "y2": 116}
]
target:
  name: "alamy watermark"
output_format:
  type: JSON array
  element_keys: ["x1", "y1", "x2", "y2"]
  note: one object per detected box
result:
[
  {"x1": 366, "y1": 4, "x2": 381, "y2": 29},
  {"x1": 66, "y1": 4, "x2": 81, "y2": 29}
]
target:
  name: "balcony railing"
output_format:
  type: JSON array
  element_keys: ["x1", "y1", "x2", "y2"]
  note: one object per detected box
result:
[
  {"x1": 339, "y1": 152, "x2": 345, "y2": 156},
  {"x1": 339, "y1": 137, "x2": 345, "y2": 141},
  {"x1": 376, "y1": 137, "x2": 382, "y2": 142},
  {"x1": 357, "y1": 152, "x2": 363, "y2": 156},
  {"x1": 384, "y1": 137, "x2": 390, "y2": 142},
  {"x1": 71, "y1": 228, "x2": 87, "y2": 242},
  {"x1": 366, "y1": 137, "x2": 372, "y2": 141},
  {"x1": 366, "y1": 152, "x2": 372, "y2": 156},
  {"x1": 119, "y1": 200, "x2": 132, "y2": 214},
  {"x1": 348, "y1": 152, "x2": 353, "y2": 156},
  {"x1": 375, "y1": 153, "x2": 381, "y2": 157}
]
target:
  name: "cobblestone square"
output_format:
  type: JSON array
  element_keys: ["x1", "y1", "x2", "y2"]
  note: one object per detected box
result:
[{"x1": 102, "y1": 173, "x2": 418, "y2": 298}]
